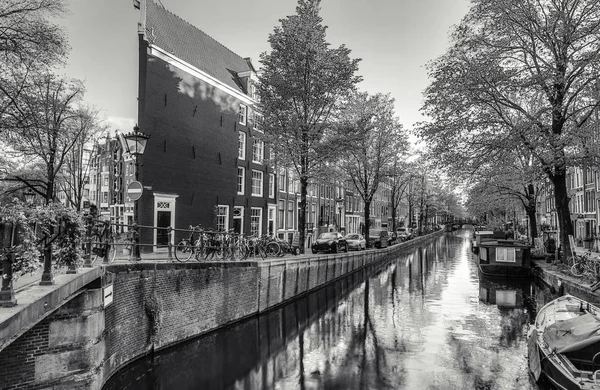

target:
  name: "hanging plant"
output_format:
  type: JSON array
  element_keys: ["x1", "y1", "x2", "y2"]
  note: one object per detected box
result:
[
  {"x1": 0, "y1": 200, "x2": 85, "y2": 277},
  {"x1": 0, "y1": 199, "x2": 41, "y2": 277}
]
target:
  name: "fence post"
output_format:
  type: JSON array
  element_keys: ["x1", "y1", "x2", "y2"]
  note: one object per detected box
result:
[
  {"x1": 83, "y1": 215, "x2": 93, "y2": 267},
  {"x1": 167, "y1": 226, "x2": 173, "y2": 260},
  {"x1": 39, "y1": 231, "x2": 54, "y2": 286},
  {"x1": 0, "y1": 250, "x2": 17, "y2": 307}
]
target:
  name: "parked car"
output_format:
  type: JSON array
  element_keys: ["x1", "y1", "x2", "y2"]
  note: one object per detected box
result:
[
  {"x1": 368, "y1": 229, "x2": 389, "y2": 249},
  {"x1": 345, "y1": 233, "x2": 366, "y2": 251},
  {"x1": 312, "y1": 232, "x2": 348, "y2": 254},
  {"x1": 396, "y1": 227, "x2": 413, "y2": 241}
]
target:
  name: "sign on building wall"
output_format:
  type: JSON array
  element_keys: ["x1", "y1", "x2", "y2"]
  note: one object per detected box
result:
[{"x1": 103, "y1": 284, "x2": 114, "y2": 308}]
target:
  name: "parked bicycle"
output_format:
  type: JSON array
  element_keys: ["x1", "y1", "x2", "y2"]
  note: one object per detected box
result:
[
  {"x1": 89, "y1": 220, "x2": 117, "y2": 264},
  {"x1": 569, "y1": 250, "x2": 597, "y2": 278},
  {"x1": 175, "y1": 225, "x2": 203, "y2": 262}
]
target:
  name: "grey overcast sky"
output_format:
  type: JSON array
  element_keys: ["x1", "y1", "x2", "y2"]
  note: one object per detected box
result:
[{"x1": 57, "y1": 0, "x2": 470, "y2": 134}]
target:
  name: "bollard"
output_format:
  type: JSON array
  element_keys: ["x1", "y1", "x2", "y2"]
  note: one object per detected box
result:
[
  {"x1": 129, "y1": 223, "x2": 141, "y2": 262},
  {"x1": 0, "y1": 250, "x2": 17, "y2": 307},
  {"x1": 167, "y1": 227, "x2": 173, "y2": 259},
  {"x1": 83, "y1": 215, "x2": 93, "y2": 267}
]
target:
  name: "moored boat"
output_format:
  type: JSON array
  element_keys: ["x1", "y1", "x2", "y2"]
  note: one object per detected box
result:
[
  {"x1": 471, "y1": 229, "x2": 505, "y2": 254},
  {"x1": 528, "y1": 294, "x2": 600, "y2": 389},
  {"x1": 477, "y1": 239, "x2": 531, "y2": 277}
]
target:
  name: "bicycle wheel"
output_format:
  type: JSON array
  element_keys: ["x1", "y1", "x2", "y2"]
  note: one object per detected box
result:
[
  {"x1": 571, "y1": 261, "x2": 585, "y2": 277},
  {"x1": 175, "y1": 240, "x2": 193, "y2": 262},
  {"x1": 89, "y1": 234, "x2": 102, "y2": 265},
  {"x1": 266, "y1": 242, "x2": 280, "y2": 257},
  {"x1": 106, "y1": 236, "x2": 117, "y2": 263}
]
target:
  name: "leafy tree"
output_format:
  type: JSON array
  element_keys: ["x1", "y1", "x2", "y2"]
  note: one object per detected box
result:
[
  {"x1": 336, "y1": 92, "x2": 408, "y2": 247},
  {"x1": 257, "y1": 0, "x2": 361, "y2": 253},
  {"x1": 388, "y1": 159, "x2": 415, "y2": 232},
  {"x1": 2, "y1": 73, "x2": 86, "y2": 204},
  {"x1": 418, "y1": 0, "x2": 600, "y2": 259},
  {"x1": 0, "y1": 0, "x2": 68, "y2": 132}
]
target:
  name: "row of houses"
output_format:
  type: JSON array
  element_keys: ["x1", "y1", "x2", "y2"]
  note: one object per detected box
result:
[
  {"x1": 540, "y1": 167, "x2": 599, "y2": 250},
  {"x1": 83, "y1": 0, "x2": 410, "y2": 252}
]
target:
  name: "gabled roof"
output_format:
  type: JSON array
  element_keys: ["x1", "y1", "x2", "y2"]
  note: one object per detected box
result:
[{"x1": 144, "y1": 0, "x2": 252, "y2": 94}]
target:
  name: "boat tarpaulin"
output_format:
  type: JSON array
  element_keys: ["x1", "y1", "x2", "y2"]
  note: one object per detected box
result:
[{"x1": 544, "y1": 313, "x2": 600, "y2": 353}]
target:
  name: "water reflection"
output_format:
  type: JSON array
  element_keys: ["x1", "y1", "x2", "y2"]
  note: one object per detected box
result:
[{"x1": 104, "y1": 231, "x2": 557, "y2": 390}]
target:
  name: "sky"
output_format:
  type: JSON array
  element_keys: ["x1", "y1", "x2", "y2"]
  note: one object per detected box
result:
[{"x1": 56, "y1": 0, "x2": 471, "y2": 135}]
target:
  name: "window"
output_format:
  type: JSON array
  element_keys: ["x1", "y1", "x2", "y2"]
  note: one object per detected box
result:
[
  {"x1": 250, "y1": 208, "x2": 262, "y2": 236},
  {"x1": 269, "y1": 173, "x2": 275, "y2": 198},
  {"x1": 253, "y1": 113, "x2": 263, "y2": 132},
  {"x1": 251, "y1": 170, "x2": 263, "y2": 196},
  {"x1": 238, "y1": 132, "x2": 246, "y2": 159},
  {"x1": 496, "y1": 247, "x2": 516, "y2": 263},
  {"x1": 480, "y1": 248, "x2": 487, "y2": 261},
  {"x1": 278, "y1": 170, "x2": 286, "y2": 193},
  {"x1": 252, "y1": 139, "x2": 263, "y2": 164},
  {"x1": 216, "y1": 205, "x2": 229, "y2": 232},
  {"x1": 237, "y1": 167, "x2": 245, "y2": 194},
  {"x1": 268, "y1": 207, "x2": 275, "y2": 236},
  {"x1": 287, "y1": 200, "x2": 294, "y2": 229},
  {"x1": 239, "y1": 104, "x2": 247, "y2": 125},
  {"x1": 278, "y1": 200, "x2": 285, "y2": 229},
  {"x1": 233, "y1": 206, "x2": 244, "y2": 234}
]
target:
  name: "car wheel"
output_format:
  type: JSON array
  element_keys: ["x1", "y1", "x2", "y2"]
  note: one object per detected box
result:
[
  {"x1": 312, "y1": 248, "x2": 317, "y2": 254},
  {"x1": 345, "y1": 244, "x2": 349, "y2": 253},
  {"x1": 332, "y1": 244, "x2": 338, "y2": 253}
]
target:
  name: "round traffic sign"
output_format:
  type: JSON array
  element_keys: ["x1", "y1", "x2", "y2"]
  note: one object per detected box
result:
[{"x1": 126, "y1": 181, "x2": 143, "y2": 201}]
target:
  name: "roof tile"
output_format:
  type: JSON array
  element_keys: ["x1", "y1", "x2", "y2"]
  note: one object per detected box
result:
[{"x1": 145, "y1": 0, "x2": 251, "y2": 94}]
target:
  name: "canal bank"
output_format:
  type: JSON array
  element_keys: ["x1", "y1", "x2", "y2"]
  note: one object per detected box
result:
[
  {"x1": 0, "y1": 230, "x2": 443, "y2": 390},
  {"x1": 532, "y1": 259, "x2": 600, "y2": 304}
]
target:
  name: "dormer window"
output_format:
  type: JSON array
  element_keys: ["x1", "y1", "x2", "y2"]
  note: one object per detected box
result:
[{"x1": 239, "y1": 104, "x2": 247, "y2": 126}]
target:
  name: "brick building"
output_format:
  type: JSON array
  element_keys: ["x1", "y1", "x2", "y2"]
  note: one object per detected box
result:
[{"x1": 134, "y1": 0, "x2": 274, "y2": 250}]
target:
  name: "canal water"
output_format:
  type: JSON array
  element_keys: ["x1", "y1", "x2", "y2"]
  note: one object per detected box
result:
[{"x1": 104, "y1": 230, "x2": 559, "y2": 390}]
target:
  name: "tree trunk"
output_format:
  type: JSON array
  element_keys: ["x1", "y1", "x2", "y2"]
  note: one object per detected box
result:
[
  {"x1": 526, "y1": 205, "x2": 538, "y2": 242},
  {"x1": 552, "y1": 171, "x2": 574, "y2": 262},
  {"x1": 364, "y1": 200, "x2": 371, "y2": 248},
  {"x1": 299, "y1": 175, "x2": 308, "y2": 255}
]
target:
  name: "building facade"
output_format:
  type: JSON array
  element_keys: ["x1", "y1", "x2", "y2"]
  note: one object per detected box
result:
[{"x1": 134, "y1": 0, "x2": 274, "y2": 250}]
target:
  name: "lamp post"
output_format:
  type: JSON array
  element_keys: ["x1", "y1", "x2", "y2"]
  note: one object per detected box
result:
[{"x1": 122, "y1": 124, "x2": 149, "y2": 262}]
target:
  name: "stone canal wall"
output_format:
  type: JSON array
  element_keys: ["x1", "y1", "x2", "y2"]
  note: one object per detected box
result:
[{"x1": 0, "y1": 231, "x2": 442, "y2": 390}]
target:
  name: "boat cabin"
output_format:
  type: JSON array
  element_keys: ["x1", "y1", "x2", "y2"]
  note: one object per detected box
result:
[
  {"x1": 478, "y1": 239, "x2": 531, "y2": 277},
  {"x1": 471, "y1": 230, "x2": 507, "y2": 254}
]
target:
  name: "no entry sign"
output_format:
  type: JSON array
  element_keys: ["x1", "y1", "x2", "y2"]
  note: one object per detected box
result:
[{"x1": 126, "y1": 181, "x2": 143, "y2": 201}]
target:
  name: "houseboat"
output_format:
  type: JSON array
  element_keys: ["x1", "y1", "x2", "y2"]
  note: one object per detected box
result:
[
  {"x1": 477, "y1": 239, "x2": 532, "y2": 277},
  {"x1": 471, "y1": 229, "x2": 506, "y2": 254},
  {"x1": 528, "y1": 294, "x2": 600, "y2": 390},
  {"x1": 478, "y1": 274, "x2": 531, "y2": 308}
]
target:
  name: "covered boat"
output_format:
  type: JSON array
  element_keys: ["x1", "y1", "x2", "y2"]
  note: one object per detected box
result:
[
  {"x1": 471, "y1": 229, "x2": 505, "y2": 254},
  {"x1": 477, "y1": 239, "x2": 531, "y2": 277},
  {"x1": 528, "y1": 294, "x2": 600, "y2": 389}
]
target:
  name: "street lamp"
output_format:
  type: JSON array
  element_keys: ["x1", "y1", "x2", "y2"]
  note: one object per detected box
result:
[
  {"x1": 122, "y1": 124, "x2": 149, "y2": 261},
  {"x1": 24, "y1": 188, "x2": 35, "y2": 204}
]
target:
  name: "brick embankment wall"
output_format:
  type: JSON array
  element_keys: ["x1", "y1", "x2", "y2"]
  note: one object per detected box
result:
[{"x1": 0, "y1": 231, "x2": 443, "y2": 390}]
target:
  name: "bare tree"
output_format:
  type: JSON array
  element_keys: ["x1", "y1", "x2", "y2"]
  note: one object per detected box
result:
[
  {"x1": 57, "y1": 106, "x2": 106, "y2": 211},
  {"x1": 3, "y1": 73, "x2": 85, "y2": 204}
]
